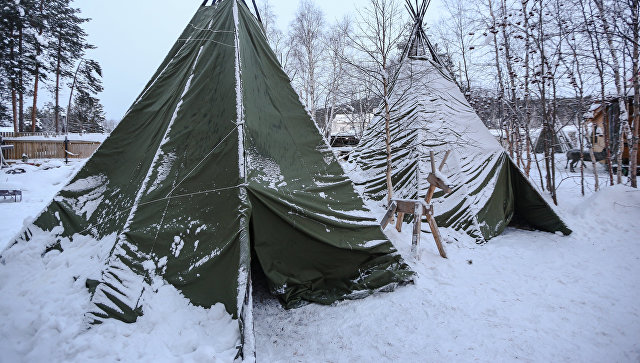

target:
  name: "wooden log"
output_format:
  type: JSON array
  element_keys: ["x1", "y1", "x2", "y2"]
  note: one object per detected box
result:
[
  {"x1": 439, "y1": 150, "x2": 451, "y2": 171},
  {"x1": 395, "y1": 212, "x2": 404, "y2": 232},
  {"x1": 425, "y1": 184, "x2": 437, "y2": 203},
  {"x1": 411, "y1": 202, "x2": 422, "y2": 258},
  {"x1": 430, "y1": 150, "x2": 436, "y2": 173},
  {"x1": 380, "y1": 201, "x2": 397, "y2": 229},
  {"x1": 426, "y1": 213, "x2": 447, "y2": 258}
]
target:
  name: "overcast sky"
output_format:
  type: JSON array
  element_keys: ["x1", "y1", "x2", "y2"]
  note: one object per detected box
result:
[{"x1": 68, "y1": 0, "x2": 443, "y2": 120}]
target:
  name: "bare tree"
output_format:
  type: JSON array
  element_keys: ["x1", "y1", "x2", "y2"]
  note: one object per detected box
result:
[
  {"x1": 592, "y1": 0, "x2": 633, "y2": 184},
  {"x1": 259, "y1": 0, "x2": 293, "y2": 74},
  {"x1": 319, "y1": 17, "x2": 353, "y2": 139},
  {"x1": 439, "y1": 0, "x2": 477, "y2": 94},
  {"x1": 562, "y1": 2, "x2": 591, "y2": 195},
  {"x1": 631, "y1": 0, "x2": 640, "y2": 188},
  {"x1": 347, "y1": 0, "x2": 406, "y2": 205},
  {"x1": 289, "y1": 0, "x2": 325, "y2": 121}
]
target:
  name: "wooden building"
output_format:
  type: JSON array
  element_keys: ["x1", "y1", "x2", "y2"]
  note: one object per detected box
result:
[{"x1": 584, "y1": 95, "x2": 639, "y2": 165}]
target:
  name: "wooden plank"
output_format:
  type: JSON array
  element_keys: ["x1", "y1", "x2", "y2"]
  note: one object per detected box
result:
[
  {"x1": 426, "y1": 213, "x2": 447, "y2": 258},
  {"x1": 411, "y1": 202, "x2": 422, "y2": 258},
  {"x1": 394, "y1": 199, "x2": 430, "y2": 214},
  {"x1": 427, "y1": 172, "x2": 452, "y2": 193},
  {"x1": 395, "y1": 212, "x2": 404, "y2": 232},
  {"x1": 380, "y1": 201, "x2": 397, "y2": 229},
  {"x1": 395, "y1": 199, "x2": 418, "y2": 214}
]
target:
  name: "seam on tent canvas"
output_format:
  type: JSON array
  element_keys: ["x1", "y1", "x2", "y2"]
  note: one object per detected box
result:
[
  {"x1": 234, "y1": 1, "x2": 247, "y2": 183},
  {"x1": 233, "y1": 1, "x2": 255, "y2": 361},
  {"x1": 176, "y1": 38, "x2": 234, "y2": 47},
  {"x1": 131, "y1": 21, "x2": 206, "y2": 109},
  {"x1": 187, "y1": 23, "x2": 234, "y2": 33}
]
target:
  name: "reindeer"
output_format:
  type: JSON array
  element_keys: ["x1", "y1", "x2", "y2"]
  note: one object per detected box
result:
[{"x1": 565, "y1": 149, "x2": 607, "y2": 172}]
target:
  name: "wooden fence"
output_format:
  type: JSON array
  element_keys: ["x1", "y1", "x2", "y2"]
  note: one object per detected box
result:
[
  {"x1": 1, "y1": 140, "x2": 101, "y2": 160},
  {"x1": 0, "y1": 131, "x2": 58, "y2": 138}
]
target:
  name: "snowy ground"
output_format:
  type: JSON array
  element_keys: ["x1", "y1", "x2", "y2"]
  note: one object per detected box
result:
[
  {"x1": 253, "y1": 157, "x2": 640, "y2": 362},
  {"x1": 0, "y1": 155, "x2": 639, "y2": 362},
  {"x1": 0, "y1": 160, "x2": 84, "y2": 248},
  {"x1": 0, "y1": 160, "x2": 239, "y2": 362}
]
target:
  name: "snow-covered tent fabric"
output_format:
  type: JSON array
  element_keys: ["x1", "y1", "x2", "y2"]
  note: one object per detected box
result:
[
  {"x1": 533, "y1": 126, "x2": 573, "y2": 153},
  {"x1": 4, "y1": 0, "x2": 412, "y2": 357},
  {"x1": 349, "y1": 3, "x2": 571, "y2": 242}
]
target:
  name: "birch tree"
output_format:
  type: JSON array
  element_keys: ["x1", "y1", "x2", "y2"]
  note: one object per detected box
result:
[
  {"x1": 319, "y1": 17, "x2": 353, "y2": 139},
  {"x1": 630, "y1": 0, "x2": 639, "y2": 188},
  {"x1": 289, "y1": 0, "x2": 325, "y2": 121},
  {"x1": 347, "y1": 0, "x2": 406, "y2": 205}
]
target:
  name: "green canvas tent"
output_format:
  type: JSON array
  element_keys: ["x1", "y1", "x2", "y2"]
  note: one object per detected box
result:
[
  {"x1": 5, "y1": 0, "x2": 412, "y2": 358},
  {"x1": 349, "y1": 1, "x2": 571, "y2": 242}
]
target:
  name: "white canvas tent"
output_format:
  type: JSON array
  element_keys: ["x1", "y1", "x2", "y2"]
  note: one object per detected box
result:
[{"x1": 349, "y1": 0, "x2": 571, "y2": 242}]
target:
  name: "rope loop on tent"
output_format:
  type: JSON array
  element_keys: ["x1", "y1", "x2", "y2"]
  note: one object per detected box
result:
[
  {"x1": 166, "y1": 123, "x2": 241, "y2": 198},
  {"x1": 72, "y1": 183, "x2": 248, "y2": 237},
  {"x1": 188, "y1": 24, "x2": 234, "y2": 34}
]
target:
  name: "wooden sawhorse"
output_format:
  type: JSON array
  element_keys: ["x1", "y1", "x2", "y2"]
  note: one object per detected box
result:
[{"x1": 381, "y1": 150, "x2": 452, "y2": 259}]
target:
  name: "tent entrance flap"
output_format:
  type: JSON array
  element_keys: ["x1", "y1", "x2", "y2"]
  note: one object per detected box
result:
[
  {"x1": 473, "y1": 154, "x2": 571, "y2": 240},
  {"x1": 246, "y1": 188, "x2": 413, "y2": 309}
]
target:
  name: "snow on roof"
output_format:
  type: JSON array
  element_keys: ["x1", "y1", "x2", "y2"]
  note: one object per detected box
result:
[
  {"x1": 331, "y1": 133, "x2": 358, "y2": 138},
  {"x1": 488, "y1": 129, "x2": 503, "y2": 137},
  {"x1": 560, "y1": 124, "x2": 578, "y2": 133}
]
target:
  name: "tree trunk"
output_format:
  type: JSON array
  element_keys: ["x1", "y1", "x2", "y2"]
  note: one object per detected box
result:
[
  {"x1": 521, "y1": 0, "x2": 532, "y2": 177},
  {"x1": 18, "y1": 25, "x2": 24, "y2": 133},
  {"x1": 488, "y1": 0, "x2": 507, "y2": 158},
  {"x1": 55, "y1": 32, "x2": 62, "y2": 134},
  {"x1": 384, "y1": 74, "x2": 393, "y2": 206},
  {"x1": 578, "y1": 116, "x2": 585, "y2": 196},
  {"x1": 67, "y1": 60, "x2": 84, "y2": 134},
  {"x1": 31, "y1": 64, "x2": 40, "y2": 133},
  {"x1": 551, "y1": 79, "x2": 558, "y2": 204},
  {"x1": 11, "y1": 83, "x2": 18, "y2": 134},
  {"x1": 603, "y1": 103, "x2": 614, "y2": 185},
  {"x1": 500, "y1": 0, "x2": 519, "y2": 164},
  {"x1": 590, "y1": 124, "x2": 600, "y2": 191},
  {"x1": 31, "y1": 0, "x2": 45, "y2": 133},
  {"x1": 617, "y1": 113, "x2": 627, "y2": 183},
  {"x1": 9, "y1": 34, "x2": 18, "y2": 134},
  {"x1": 630, "y1": 0, "x2": 639, "y2": 188}
]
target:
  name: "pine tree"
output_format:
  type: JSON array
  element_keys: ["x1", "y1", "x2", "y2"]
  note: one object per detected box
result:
[
  {"x1": 48, "y1": 0, "x2": 91, "y2": 133},
  {"x1": 68, "y1": 91, "x2": 105, "y2": 133},
  {"x1": 65, "y1": 59, "x2": 103, "y2": 133}
]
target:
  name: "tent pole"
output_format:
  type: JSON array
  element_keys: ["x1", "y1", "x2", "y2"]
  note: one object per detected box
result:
[{"x1": 251, "y1": 0, "x2": 263, "y2": 24}]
